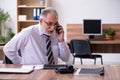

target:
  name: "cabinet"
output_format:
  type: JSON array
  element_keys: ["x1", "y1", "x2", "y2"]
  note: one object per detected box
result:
[{"x1": 17, "y1": 0, "x2": 49, "y2": 32}]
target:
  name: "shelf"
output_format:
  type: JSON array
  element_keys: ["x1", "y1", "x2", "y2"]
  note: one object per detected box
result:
[
  {"x1": 18, "y1": 20, "x2": 39, "y2": 22},
  {"x1": 17, "y1": 0, "x2": 49, "y2": 32},
  {"x1": 18, "y1": 6, "x2": 46, "y2": 8}
]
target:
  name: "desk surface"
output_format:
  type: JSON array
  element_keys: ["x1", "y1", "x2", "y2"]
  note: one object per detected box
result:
[
  {"x1": 0, "y1": 64, "x2": 120, "y2": 80},
  {"x1": 67, "y1": 39, "x2": 120, "y2": 44},
  {"x1": 90, "y1": 39, "x2": 120, "y2": 44}
]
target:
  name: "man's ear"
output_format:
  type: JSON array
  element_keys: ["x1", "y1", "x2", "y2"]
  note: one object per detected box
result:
[{"x1": 39, "y1": 18, "x2": 42, "y2": 24}]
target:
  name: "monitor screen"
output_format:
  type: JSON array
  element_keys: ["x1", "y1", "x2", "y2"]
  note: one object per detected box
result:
[{"x1": 82, "y1": 19, "x2": 102, "y2": 39}]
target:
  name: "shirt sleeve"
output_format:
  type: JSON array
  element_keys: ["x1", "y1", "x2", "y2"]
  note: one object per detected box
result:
[
  {"x1": 3, "y1": 31, "x2": 28, "y2": 64},
  {"x1": 58, "y1": 42, "x2": 71, "y2": 62}
]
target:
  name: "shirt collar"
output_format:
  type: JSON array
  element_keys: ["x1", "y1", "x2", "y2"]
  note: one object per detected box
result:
[{"x1": 37, "y1": 24, "x2": 44, "y2": 36}]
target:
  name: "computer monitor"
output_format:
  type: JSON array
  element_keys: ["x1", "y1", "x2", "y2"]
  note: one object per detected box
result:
[{"x1": 82, "y1": 19, "x2": 102, "y2": 39}]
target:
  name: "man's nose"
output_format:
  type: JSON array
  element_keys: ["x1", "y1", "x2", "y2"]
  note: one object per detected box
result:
[{"x1": 50, "y1": 25, "x2": 56, "y2": 30}]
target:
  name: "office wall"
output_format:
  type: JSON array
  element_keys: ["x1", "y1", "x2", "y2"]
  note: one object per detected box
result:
[
  {"x1": 0, "y1": 0, "x2": 120, "y2": 34},
  {"x1": 51, "y1": 0, "x2": 120, "y2": 23}
]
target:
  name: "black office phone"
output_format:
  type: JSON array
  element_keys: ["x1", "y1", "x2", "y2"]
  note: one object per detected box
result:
[{"x1": 44, "y1": 64, "x2": 74, "y2": 74}]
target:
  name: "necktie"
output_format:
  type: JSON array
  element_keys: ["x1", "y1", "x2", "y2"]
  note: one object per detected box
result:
[{"x1": 45, "y1": 35, "x2": 54, "y2": 64}]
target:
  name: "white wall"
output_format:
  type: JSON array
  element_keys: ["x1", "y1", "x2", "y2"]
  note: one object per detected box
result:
[
  {"x1": 51, "y1": 0, "x2": 120, "y2": 40},
  {"x1": 0, "y1": 0, "x2": 120, "y2": 34},
  {"x1": 51, "y1": 0, "x2": 120, "y2": 23},
  {"x1": 0, "y1": 0, "x2": 17, "y2": 33}
]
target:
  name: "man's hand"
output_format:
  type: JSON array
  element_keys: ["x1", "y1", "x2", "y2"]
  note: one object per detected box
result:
[{"x1": 55, "y1": 25, "x2": 64, "y2": 42}]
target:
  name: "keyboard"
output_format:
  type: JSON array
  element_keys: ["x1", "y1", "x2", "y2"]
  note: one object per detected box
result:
[{"x1": 43, "y1": 64, "x2": 68, "y2": 69}]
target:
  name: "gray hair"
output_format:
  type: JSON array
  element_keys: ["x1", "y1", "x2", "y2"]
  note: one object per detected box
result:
[{"x1": 40, "y1": 7, "x2": 58, "y2": 19}]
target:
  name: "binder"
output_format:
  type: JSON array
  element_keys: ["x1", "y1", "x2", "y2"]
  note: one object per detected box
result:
[
  {"x1": 33, "y1": 8, "x2": 41, "y2": 20},
  {"x1": 36, "y1": 8, "x2": 41, "y2": 20},
  {"x1": 33, "y1": 8, "x2": 37, "y2": 20}
]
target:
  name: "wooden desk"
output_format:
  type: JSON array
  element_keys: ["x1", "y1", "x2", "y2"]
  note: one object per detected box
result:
[
  {"x1": 90, "y1": 39, "x2": 120, "y2": 44},
  {"x1": 67, "y1": 24, "x2": 120, "y2": 53},
  {"x1": 67, "y1": 40, "x2": 120, "y2": 53},
  {"x1": 90, "y1": 40, "x2": 120, "y2": 53},
  {"x1": 0, "y1": 64, "x2": 120, "y2": 80}
]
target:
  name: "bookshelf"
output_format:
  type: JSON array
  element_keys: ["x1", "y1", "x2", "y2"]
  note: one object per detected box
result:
[{"x1": 17, "y1": 0, "x2": 49, "y2": 32}]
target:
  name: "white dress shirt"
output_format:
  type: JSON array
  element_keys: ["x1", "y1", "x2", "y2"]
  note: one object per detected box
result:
[{"x1": 3, "y1": 24, "x2": 71, "y2": 65}]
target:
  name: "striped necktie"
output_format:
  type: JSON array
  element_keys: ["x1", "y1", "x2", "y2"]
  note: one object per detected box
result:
[{"x1": 45, "y1": 35, "x2": 54, "y2": 64}]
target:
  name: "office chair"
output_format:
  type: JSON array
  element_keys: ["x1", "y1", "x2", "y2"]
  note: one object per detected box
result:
[
  {"x1": 3, "y1": 49, "x2": 21, "y2": 64},
  {"x1": 70, "y1": 39, "x2": 103, "y2": 65}
]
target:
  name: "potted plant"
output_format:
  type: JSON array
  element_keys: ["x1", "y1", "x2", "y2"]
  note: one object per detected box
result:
[
  {"x1": 0, "y1": 8, "x2": 10, "y2": 37},
  {"x1": 0, "y1": 8, "x2": 15, "y2": 44},
  {"x1": 105, "y1": 28, "x2": 116, "y2": 40}
]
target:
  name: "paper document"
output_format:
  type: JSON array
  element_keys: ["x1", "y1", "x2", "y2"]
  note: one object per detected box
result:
[
  {"x1": 0, "y1": 68, "x2": 33, "y2": 73},
  {"x1": 21, "y1": 65, "x2": 44, "y2": 70},
  {"x1": 0, "y1": 65, "x2": 44, "y2": 73}
]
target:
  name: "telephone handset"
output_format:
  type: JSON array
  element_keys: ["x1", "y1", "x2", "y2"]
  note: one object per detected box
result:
[
  {"x1": 55, "y1": 23, "x2": 61, "y2": 34},
  {"x1": 55, "y1": 65, "x2": 75, "y2": 74}
]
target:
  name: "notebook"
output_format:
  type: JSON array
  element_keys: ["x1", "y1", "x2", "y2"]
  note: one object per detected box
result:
[{"x1": 0, "y1": 68, "x2": 33, "y2": 73}]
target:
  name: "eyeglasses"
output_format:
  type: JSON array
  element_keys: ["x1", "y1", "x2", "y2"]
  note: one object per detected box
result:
[{"x1": 43, "y1": 19, "x2": 58, "y2": 27}]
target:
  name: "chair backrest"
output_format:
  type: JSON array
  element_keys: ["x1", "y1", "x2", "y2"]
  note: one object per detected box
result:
[{"x1": 70, "y1": 39, "x2": 92, "y2": 56}]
